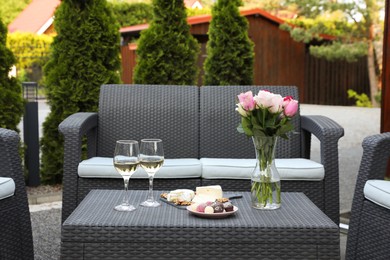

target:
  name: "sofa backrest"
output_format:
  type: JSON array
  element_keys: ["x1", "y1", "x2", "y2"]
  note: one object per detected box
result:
[
  {"x1": 97, "y1": 84, "x2": 200, "y2": 159},
  {"x1": 199, "y1": 86, "x2": 301, "y2": 159}
]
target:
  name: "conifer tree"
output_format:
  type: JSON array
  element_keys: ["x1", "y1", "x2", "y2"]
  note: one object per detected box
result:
[
  {"x1": 0, "y1": 18, "x2": 24, "y2": 131},
  {"x1": 204, "y1": 0, "x2": 254, "y2": 86},
  {"x1": 133, "y1": 0, "x2": 199, "y2": 85},
  {"x1": 41, "y1": 0, "x2": 120, "y2": 183}
]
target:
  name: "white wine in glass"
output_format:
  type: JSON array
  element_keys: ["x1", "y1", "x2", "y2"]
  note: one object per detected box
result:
[
  {"x1": 113, "y1": 140, "x2": 140, "y2": 211},
  {"x1": 140, "y1": 139, "x2": 164, "y2": 207}
]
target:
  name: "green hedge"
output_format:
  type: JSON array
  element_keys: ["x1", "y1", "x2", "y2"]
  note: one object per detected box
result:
[
  {"x1": 6, "y1": 32, "x2": 53, "y2": 69},
  {"x1": 109, "y1": 2, "x2": 153, "y2": 27}
]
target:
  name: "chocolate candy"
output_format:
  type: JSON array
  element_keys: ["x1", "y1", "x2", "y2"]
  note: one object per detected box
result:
[
  {"x1": 211, "y1": 202, "x2": 224, "y2": 213},
  {"x1": 223, "y1": 202, "x2": 234, "y2": 212}
]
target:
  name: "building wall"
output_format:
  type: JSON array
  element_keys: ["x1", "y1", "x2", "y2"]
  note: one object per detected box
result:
[
  {"x1": 246, "y1": 15, "x2": 306, "y2": 101},
  {"x1": 120, "y1": 13, "x2": 370, "y2": 105}
]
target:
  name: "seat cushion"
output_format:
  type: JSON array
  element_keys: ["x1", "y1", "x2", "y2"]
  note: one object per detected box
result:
[
  {"x1": 364, "y1": 180, "x2": 390, "y2": 210},
  {"x1": 78, "y1": 157, "x2": 202, "y2": 179},
  {"x1": 200, "y1": 158, "x2": 324, "y2": 181},
  {"x1": 0, "y1": 177, "x2": 15, "y2": 200}
]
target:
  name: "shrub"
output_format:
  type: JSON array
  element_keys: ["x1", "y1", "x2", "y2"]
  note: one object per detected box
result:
[
  {"x1": 0, "y1": 19, "x2": 24, "y2": 132},
  {"x1": 347, "y1": 89, "x2": 372, "y2": 107},
  {"x1": 7, "y1": 32, "x2": 53, "y2": 83},
  {"x1": 41, "y1": 0, "x2": 121, "y2": 184},
  {"x1": 203, "y1": 0, "x2": 254, "y2": 86},
  {"x1": 109, "y1": 2, "x2": 153, "y2": 27},
  {"x1": 133, "y1": 0, "x2": 200, "y2": 85}
]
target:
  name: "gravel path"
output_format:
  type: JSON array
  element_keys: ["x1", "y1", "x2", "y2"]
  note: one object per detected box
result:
[
  {"x1": 31, "y1": 209, "x2": 61, "y2": 260},
  {"x1": 26, "y1": 184, "x2": 62, "y2": 196}
]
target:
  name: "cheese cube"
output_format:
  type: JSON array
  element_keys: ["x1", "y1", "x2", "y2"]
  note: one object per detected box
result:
[{"x1": 192, "y1": 185, "x2": 223, "y2": 203}]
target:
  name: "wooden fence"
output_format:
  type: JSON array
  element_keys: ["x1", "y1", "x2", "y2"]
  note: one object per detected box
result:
[{"x1": 304, "y1": 54, "x2": 370, "y2": 106}]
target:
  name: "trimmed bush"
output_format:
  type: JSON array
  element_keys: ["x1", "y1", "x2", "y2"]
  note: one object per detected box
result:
[
  {"x1": 7, "y1": 32, "x2": 53, "y2": 69},
  {"x1": 203, "y1": 0, "x2": 254, "y2": 85},
  {"x1": 110, "y1": 2, "x2": 153, "y2": 27},
  {"x1": 133, "y1": 0, "x2": 200, "y2": 85},
  {"x1": 41, "y1": 0, "x2": 121, "y2": 184},
  {"x1": 7, "y1": 32, "x2": 53, "y2": 83},
  {"x1": 0, "y1": 19, "x2": 24, "y2": 132}
]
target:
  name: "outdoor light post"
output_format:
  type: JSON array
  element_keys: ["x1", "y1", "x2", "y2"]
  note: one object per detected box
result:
[{"x1": 23, "y1": 82, "x2": 40, "y2": 186}]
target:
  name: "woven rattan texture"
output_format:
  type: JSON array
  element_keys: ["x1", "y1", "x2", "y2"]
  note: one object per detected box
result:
[
  {"x1": 346, "y1": 133, "x2": 390, "y2": 260},
  {"x1": 201, "y1": 179, "x2": 325, "y2": 211},
  {"x1": 199, "y1": 86, "x2": 301, "y2": 159},
  {"x1": 77, "y1": 178, "x2": 201, "y2": 204},
  {"x1": 0, "y1": 128, "x2": 34, "y2": 259},
  {"x1": 61, "y1": 190, "x2": 339, "y2": 260},
  {"x1": 301, "y1": 115, "x2": 344, "y2": 225},
  {"x1": 59, "y1": 84, "x2": 344, "y2": 225},
  {"x1": 98, "y1": 84, "x2": 199, "y2": 158}
]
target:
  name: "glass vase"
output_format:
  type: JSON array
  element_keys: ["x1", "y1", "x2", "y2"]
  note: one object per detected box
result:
[{"x1": 251, "y1": 135, "x2": 281, "y2": 210}]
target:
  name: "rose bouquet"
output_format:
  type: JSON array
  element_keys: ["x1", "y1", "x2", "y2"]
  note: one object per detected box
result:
[{"x1": 236, "y1": 90, "x2": 298, "y2": 209}]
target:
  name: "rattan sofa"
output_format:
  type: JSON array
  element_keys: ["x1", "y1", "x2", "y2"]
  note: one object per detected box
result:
[
  {"x1": 346, "y1": 132, "x2": 390, "y2": 260},
  {"x1": 0, "y1": 128, "x2": 34, "y2": 259},
  {"x1": 59, "y1": 85, "x2": 344, "y2": 225}
]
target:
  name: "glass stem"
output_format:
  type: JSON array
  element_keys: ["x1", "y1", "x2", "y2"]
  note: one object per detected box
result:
[
  {"x1": 147, "y1": 175, "x2": 154, "y2": 202},
  {"x1": 123, "y1": 177, "x2": 130, "y2": 205}
]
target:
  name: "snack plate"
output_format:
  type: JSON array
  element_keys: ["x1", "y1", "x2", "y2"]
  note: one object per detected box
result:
[{"x1": 186, "y1": 206, "x2": 238, "y2": 219}]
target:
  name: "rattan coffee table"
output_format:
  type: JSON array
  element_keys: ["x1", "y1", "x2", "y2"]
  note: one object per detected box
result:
[{"x1": 61, "y1": 190, "x2": 340, "y2": 259}]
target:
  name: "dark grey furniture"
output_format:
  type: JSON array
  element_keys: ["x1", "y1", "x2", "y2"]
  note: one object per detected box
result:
[
  {"x1": 0, "y1": 128, "x2": 34, "y2": 259},
  {"x1": 346, "y1": 132, "x2": 390, "y2": 260},
  {"x1": 59, "y1": 85, "x2": 344, "y2": 225},
  {"x1": 61, "y1": 190, "x2": 340, "y2": 259}
]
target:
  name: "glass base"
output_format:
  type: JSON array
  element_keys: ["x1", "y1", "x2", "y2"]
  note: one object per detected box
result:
[
  {"x1": 251, "y1": 202, "x2": 281, "y2": 210},
  {"x1": 140, "y1": 199, "x2": 161, "y2": 207},
  {"x1": 114, "y1": 203, "x2": 136, "y2": 212}
]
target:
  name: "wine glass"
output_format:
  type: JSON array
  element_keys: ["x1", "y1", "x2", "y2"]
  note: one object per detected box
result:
[
  {"x1": 139, "y1": 139, "x2": 164, "y2": 207},
  {"x1": 113, "y1": 140, "x2": 140, "y2": 211}
]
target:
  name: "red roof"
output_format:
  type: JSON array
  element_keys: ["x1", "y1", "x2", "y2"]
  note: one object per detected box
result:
[
  {"x1": 120, "y1": 8, "x2": 286, "y2": 34},
  {"x1": 8, "y1": 0, "x2": 61, "y2": 34},
  {"x1": 120, "y1": 7, "x2": 335, "y2": 41}
]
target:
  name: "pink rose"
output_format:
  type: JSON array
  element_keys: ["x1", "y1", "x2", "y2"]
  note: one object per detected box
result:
[
  {"x1": 238, "y1": 91, "x2": 256, "y2": 111},
  {"x1": 254, "y1": 90, "x2": 283, "y2": 114},
  {"x1": 283, "y1": 96, "x2": 298, "y2": 117},
  {"x1": 268, "y1": 94, "x2": 283, "y2": 113},
  {"x1": 254, "y1": 90, "x2": 272, "y2": 108}
]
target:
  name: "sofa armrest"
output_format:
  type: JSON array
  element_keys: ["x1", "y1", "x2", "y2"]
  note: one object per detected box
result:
[
  {"x1": 301, "y1": 115, "x2": 344, "y2": 224},
  {"x1": 58, "y1": 112, "x2": 98, "y2": 223}
]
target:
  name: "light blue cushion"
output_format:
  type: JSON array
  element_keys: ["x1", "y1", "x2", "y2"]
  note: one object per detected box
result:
[
  {"x1": 78, "y1": 157, "x2": 202, "y2": 179},
  {"x1": 200, "y1": 158, "x2": 324, "y2": 181},
  {"x1": 0, "y1": 177, "x2": 15, "y2": 200},
  {"x1": 276, "y1": 159, "x2": 324, "y2": 181},
  {"x1": 364, "y1": 180, "x2": 390, "y2": 210}
]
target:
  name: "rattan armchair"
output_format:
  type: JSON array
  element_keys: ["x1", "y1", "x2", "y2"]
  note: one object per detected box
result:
[
  {"x1": 0, "y1": 128, "x2": 34, "y2": 259},
  {"x1": 346, "y1": 132, "x2": 390, "y2": 260}
]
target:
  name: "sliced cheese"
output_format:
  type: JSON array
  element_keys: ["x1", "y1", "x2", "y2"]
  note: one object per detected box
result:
[
  {"x1": 192, "y1": 185, "x2": 223, "y2": 203},
  {"x1": 167, "y1": 189, "x2": 195, "y2": 202}
]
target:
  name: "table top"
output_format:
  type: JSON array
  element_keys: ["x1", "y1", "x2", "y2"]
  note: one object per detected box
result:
[
  {"x1": 64, "y1": 190, "x2": 337, "y2": 230},
  {"x1": 62, "y1": 190, "x2": 340, "y2": 259}
]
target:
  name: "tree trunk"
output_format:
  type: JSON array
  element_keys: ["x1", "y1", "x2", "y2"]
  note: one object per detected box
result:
[{"x1": 367, "y1": 28, "x2": 380, "y2": 107}]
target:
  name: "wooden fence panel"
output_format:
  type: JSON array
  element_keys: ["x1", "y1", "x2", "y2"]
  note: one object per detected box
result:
[{"x1": 304, "y1": 52, "x2": 370, "y2": 105}]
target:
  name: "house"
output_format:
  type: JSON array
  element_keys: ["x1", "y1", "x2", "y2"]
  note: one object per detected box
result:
[
  {"x1": 184, "y1": 0, "x2": 203, "y2": 9},
  {"x1": 8, "y1": 0, "x2": 61, "y2": 35},
  {"x1": 119, "y1": 8, "x2": 370, "y2": 105}
]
